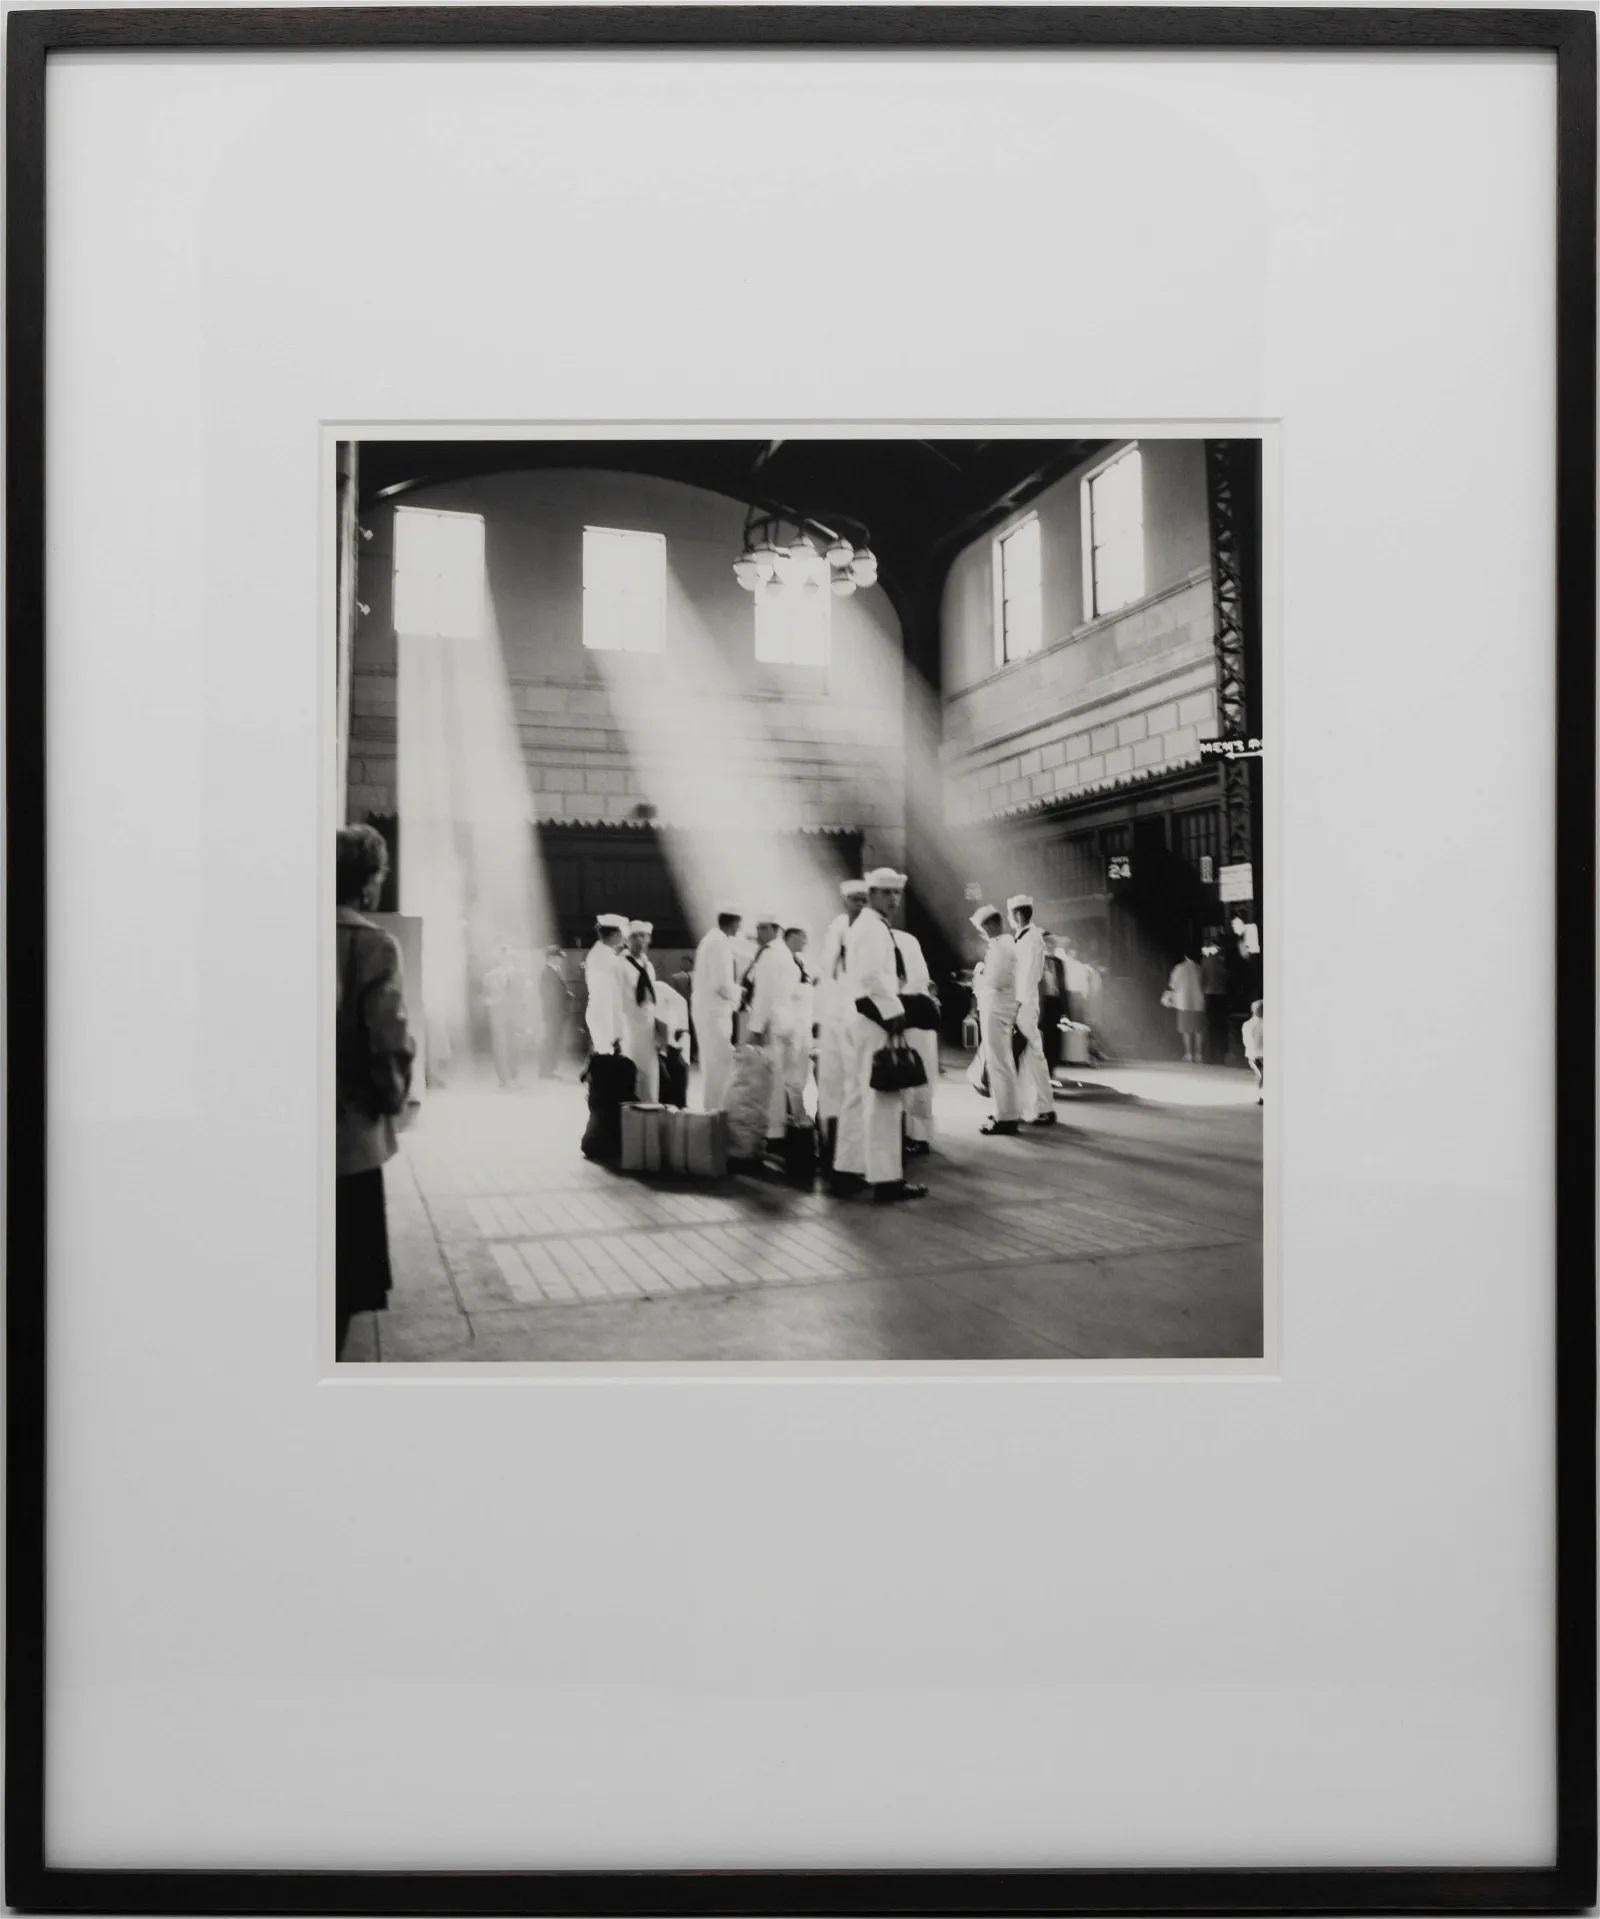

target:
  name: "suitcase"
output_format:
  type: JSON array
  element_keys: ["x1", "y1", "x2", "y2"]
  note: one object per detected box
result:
[
  {"x1": 682, "y1": 1109, "x2": 729, "y2": 1179},
  {"x1": 783, "y1": 1118, "x2": 817, "y2": 1186},
  {"x1": 580, "y1": 1052, "x2": 638, "y2": 1162},
  {"x1": 657, "y1": 1045, "x2": 689, "y2": 1109},
  {"x1": 621, "y1": 1102, "x2": 669, "y2": 1173},
  {"x1": 1059, "y1": 1021, "x2": 1091, "y2": 1066},
  {"x1": 662, "y1": 1107, "x2": 691, "y2": 1175}
]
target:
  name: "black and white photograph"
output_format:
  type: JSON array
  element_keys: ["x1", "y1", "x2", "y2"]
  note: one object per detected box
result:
[{"x1": 333, "y1": 432, "x2": 1267, "y2": 1364}]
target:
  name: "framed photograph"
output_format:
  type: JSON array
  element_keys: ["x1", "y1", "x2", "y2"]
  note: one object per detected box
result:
[{"x1": 8, "y1": 6, "x2": 1594, "y2": 1913}]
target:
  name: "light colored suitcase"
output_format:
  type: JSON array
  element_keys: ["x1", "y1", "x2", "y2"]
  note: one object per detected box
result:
[
  {"x1": 1059, "y1": 1021, "x2": 1091, "y2": 1066},
  {"x1": 621, "y1": 1103, "x2": 667, "y2": 1172},
  {"x1": 662, "y1": 1108, "x2": 691, "y2": 1175},
  {"x1": 682, "y1": 1109, "x2": 729, "y2": 1178}
]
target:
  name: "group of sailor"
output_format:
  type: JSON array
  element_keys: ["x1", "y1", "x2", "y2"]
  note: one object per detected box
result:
[
  {"x1": 964, "y1": 893, "x2": 1060, "y2": 1135},
  {"x1": 580, "y1": 872, "x2": 1059, "y2": 1202},
  {"x1": 581, "y1": 914, "x2": 689, "y2": 1106}
]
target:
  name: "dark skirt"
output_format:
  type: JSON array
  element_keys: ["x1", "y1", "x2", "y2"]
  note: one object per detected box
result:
[{"x1": 336, "y1": 1167, "x2": 393, "y2": 1322}]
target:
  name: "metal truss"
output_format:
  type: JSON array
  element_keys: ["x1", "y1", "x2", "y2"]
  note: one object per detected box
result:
[{"x1": 1205, "y1": 440, "x2": 1255, "y2": 870}]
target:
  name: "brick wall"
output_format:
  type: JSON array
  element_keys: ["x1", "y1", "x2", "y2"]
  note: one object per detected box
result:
[{"x1": 939, "y1": 441, "x2": 1219, "y2": 828}]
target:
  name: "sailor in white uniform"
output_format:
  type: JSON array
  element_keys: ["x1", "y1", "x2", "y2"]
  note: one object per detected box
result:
[
  {"x1": 832, "y1": 867, "x2": 927, "y2": 1203},
  {"x1": 742, "y1": 910, "x2": 802, "y2": 1145},
  {"x1": 891, "y1": 923, "x2": 939, "y2": 1155},
  {"x1": 583, "y1": 913, "x2": 630, "y2": 1057},
  {"x1": 1008, "y1": 893, "x2": 1058, "y2": 1126},
  {"x1": 970, "y1": 904, "x2": 1022, "y2": 1135},
  {"x1": 618, "y1": 919, "x2": 660, "y2": 1104},
  {"x1": 815, "y1": 878, "x2": 868, "y2": 1166},
  {"x1": 690, "y1": 905, "x2": 743, "y2": 1111}
]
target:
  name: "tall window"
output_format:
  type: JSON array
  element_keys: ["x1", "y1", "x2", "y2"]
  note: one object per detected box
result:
[
  {"x1": 754, "y1": 582, "x2": 831, "y2": 667},
  {"x1": 1083, "y1": 444, "x2": 1146, "y2": 618},
  {"x1": 582, "y1": 526, "x2": 667, "y2": 654},
  {"x1": 994, "y1": 514, "x2": 1042, "y2": 665},
  {"x1": 393, "y1": 506, "x2": 487, "y2": 640}
]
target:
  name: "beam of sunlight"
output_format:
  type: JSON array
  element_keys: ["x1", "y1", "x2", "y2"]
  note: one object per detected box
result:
[{"x1": 395, "y1": 507, "x2": 554, "y2": 1077}]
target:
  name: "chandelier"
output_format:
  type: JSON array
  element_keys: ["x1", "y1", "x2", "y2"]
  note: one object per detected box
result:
[{"x1": 731, "y1": 511, "x2": 878, "y2": 600}]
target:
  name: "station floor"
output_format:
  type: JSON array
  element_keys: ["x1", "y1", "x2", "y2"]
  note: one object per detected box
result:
[{"x1": 345, "y1": 1054, "x2": 1264, "y2": 1364}]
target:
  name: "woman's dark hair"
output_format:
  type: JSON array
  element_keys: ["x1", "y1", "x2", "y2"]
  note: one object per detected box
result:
[{"x1": 336, "y1": 824, "x2": 389, "y2": 906}]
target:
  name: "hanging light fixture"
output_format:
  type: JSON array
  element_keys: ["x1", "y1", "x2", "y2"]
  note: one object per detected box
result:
[{"x1": 732, "y1": 511, "x2": 876, "y2": 598}]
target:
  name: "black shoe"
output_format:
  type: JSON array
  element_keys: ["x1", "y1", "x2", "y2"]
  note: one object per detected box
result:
[
  {"x1": 904, "y1": 1138, "x2": 931, "y2": 1157},
  {"x1": 980, "y1": 1119, "x2": 1020, "y2": 1136},
  {"x1": 827, "y1": 1172, "x2": 866, "y2": 1197},
  {"x1": 873, "y1": 1181, "x2": 929, "y2": 1203},
  {"x1": 1029, "y1": 1112, "x2": 1059, "y2": 1127}
]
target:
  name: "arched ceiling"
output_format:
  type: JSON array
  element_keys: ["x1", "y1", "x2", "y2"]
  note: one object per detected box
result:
[{"x1": 356, "y1": 435, "x2": 1107, "y2": 627}]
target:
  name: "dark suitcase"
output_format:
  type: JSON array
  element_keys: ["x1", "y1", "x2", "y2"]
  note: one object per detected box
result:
[
  {"x1": 657, "y1": 1046, "x2": 689, "y2": 1109},
  {"x1": 783, "y1": 1118, "x2": 818, "y2": 1186},
  {"x1": 581, "y1": 1052, "x2": 637, "y2": 1162}
]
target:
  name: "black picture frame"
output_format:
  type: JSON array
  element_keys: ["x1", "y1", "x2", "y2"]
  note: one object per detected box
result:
[{"x1": 6, "y1": 7, "x2": 1595, "y2": 1914}]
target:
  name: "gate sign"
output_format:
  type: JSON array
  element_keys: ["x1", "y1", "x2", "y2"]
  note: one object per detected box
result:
[
  {"x1": 1219, "y1": 861, "x2": 1255, "y2": 903},
  {"x1": 1107, "y1": 854, "x2": 1132, "y2": 882}
]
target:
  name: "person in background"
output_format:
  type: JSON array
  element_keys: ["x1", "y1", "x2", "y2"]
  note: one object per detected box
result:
[
  {"x1": 618, "y1": 919, "x2": 661, "y2": 1104},
  {"x1": 969, "y1": 905, "x2": 1022, "y2": 1135},
  {"x1": 784, "y1": 926, "x2": 817, "y2": 1118},
  {"x1": 1166, "y1": 945, "x2": 1207, "y2": 1062},
  {"x1": 1200, "y1": 931, "x2": 1231, "y2": 1064},
  {"x1": 537, "y1": 946, "x2": 573, "y2": 1078},
  {"x1": 1008, "y1": 894, "x2": 1057, "y2": 1127},
  {"x1": 743, "y1": 911, "x2": 801, "y2": 1148},
  {"x1": 834, "y1": 868, "x2": 927, "y2": 1203},
  {"x1": 815, "y1": 878, "x2": 869, "y2": 1168},
  {"x1": 691, "y1": 906, "x2": 743, "y2": 1110},
  {"x1": 584, "y1": 914, "x2": 629, "y2": 1058},
  {"x1": 1242, "y1": 997, "x2": 1265, "y2": 1103},
  {"x1": 481, "y1": 942, "x2": 524, "y2": 1088},
  {"x1": 335, "y1": 825, "x2": 416, "y2": 1359},
  {"x1": 1038, "y1": 932, "x2": 1067, "y2": 1077},
  {"x1": 891, "y1": 920, "x2": 940, "y2": 1157}
]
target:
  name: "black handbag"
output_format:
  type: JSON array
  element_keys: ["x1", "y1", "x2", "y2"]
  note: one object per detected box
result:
[{"x1": 870, "y1": 1040, "x2": 928, "y2": 1093}]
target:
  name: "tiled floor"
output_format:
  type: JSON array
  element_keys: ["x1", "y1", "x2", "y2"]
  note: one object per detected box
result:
[{"x1": 348, "y1": 1056, "x2": 1264, "y2": 1363}]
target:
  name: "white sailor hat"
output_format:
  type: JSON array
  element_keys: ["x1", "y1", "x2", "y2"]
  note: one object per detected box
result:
[
  {"x1": 840, "y1": 878, "x2": 869, "y2": 900},
  {"x1": 864, "y1": 866, "x2": 908, "y2": 890},
  {"x1": 628, "y1": 919, "x2": 653, "y2": 936},
  {"x1": 970, "y1": 903, "x2": 1002, "y2": 932},
  {"x1": 596, "y1": 912, "x2": 629, "y2": 933},
  {"x1": 1006, "y1": 893, "x2": 1034, "y2": 915}
]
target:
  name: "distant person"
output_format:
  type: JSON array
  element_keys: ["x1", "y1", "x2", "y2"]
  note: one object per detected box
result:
[
  {"x1": 537, "y1": 946, "x2": 573, "y2": 1078},
  {"x1": 691, "y1": 906, "x2": 743, "y2": 1110},
  {"x1": 1165, "y1": 948, "x2": 1207, "y2": 1063},
  {"x1": 335, "y1": 825, "x2": 415, "y2": 1359},
  {"x1": 1200, "y1": 933, "x2": 1231, "y2": 1063},
  {"x1": 1038, "y1": 933, "x2": 1067, "y2": 1075},
  {"x1": 481, "y1": 943, "x2": 524, "y2": 1088},
  {"x1": 1243, "y1": 998, "x2": 1265, "y2": 1103}
]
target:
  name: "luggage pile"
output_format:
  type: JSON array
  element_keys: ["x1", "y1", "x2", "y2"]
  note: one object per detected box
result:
[
  {"x1": 1056, "y1": 1020, "x2": 1092, "y2": 1066},
  {"x1": 620, "y1": 1103, "x2": 730, "y2": 1179}
]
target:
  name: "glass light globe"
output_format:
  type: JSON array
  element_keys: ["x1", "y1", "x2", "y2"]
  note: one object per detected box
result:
[
  {"x1": 825, "y1": 537, "x2": 853, "y2": 570},
  {"x1": 831, "y1": 575, "x2": 857, "y2": 598},
  {"x1": 751, "y1": 542, "x2": 778, "y2": 583},
  {"x1": 760, "y1": 578, "x2": 785, "y2": 601},
  {"x1": 732, "y1": 556, "x2": 761, "y2": 590},
  {"x1": 848, "y1": 550, "x2": 878, "y2": 587}
]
